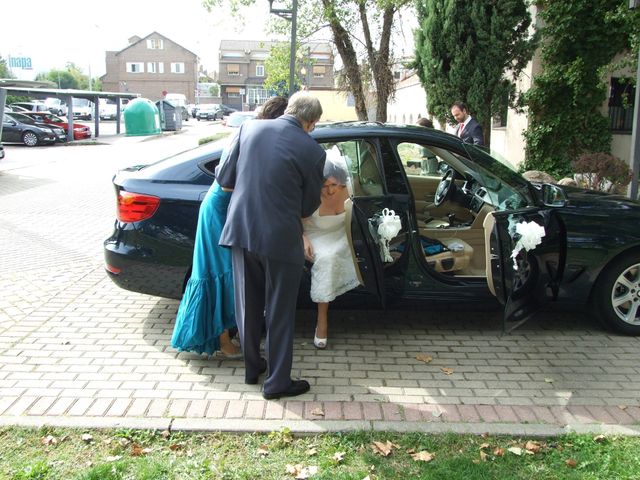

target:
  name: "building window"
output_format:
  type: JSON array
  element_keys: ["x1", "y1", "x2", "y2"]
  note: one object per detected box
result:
[
  {"x1": 609, "y1": 77, "x2": 635, "y2": 132},
  {"x1": 126, "y1": 62, "x2": 144, "y2": 73},
  {"x1": 147, "y1": 62, "x2": 164, "y2": 73},
  {"x1": 170, "y1": 62, "x2": 185, "y2": 74},
  {"x1": 256, "y1": 63, "x2": 265, "y2": 77},
  {"x1": 227, "y1": 64, "x2": 240, "y2": 76},
  {"x1": 248, "y1": 87, "x2": 269, "y2": 105},
  {"x1": 146, "y1": 39, "x2": 164, "y2": 49},
  {"x1": 313, "y1": 66, "x2": 326, "y2": 78},
  {"x1": 227, "y1": 87, "x2": 241, "y2": 98}
]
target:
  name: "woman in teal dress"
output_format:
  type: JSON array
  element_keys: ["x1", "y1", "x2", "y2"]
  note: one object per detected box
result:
[{"x1": 171, "y1": 97, "x2": 289, "y2": 357}]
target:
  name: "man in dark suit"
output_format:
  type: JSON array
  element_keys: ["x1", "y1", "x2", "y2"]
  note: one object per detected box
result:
[
  {"x1": 217, "y1": 92, "x2": 326, "y2": 400},
  {"x1": 451, "y1": 101, "x2": 484, "y2": 146}
]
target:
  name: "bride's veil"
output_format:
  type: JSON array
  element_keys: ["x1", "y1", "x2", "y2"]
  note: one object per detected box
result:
[{"x1": 324, "y1": 145, "x2": 354, "y2": 197}]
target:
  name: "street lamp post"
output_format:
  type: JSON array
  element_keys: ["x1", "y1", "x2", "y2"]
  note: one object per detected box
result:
[
  {"x1": 268, "y1": 0, "x2": 298, "y2": 97},
  {"x1": 628, "y1": 0, "x2": 640, "y2": 199}
]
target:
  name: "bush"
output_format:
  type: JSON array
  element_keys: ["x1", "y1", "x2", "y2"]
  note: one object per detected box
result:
[{"x1": 571, "y1": 152, "x2": 632, "y2": 193}]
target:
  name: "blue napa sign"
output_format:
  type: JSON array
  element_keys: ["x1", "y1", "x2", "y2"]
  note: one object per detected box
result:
[{"x1": 9, "y1": 56, "x2": 33, "y2": 70}]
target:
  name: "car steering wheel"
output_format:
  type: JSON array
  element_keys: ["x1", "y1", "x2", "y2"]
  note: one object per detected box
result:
[{"x1": 434, "y1": 169, "x2": 455, "y2": 206}]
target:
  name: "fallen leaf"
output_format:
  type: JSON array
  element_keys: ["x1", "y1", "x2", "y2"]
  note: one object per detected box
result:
[
  {"x1": 81, "y1": 433, "x2": 93, "y2": 443},
  {"x1": 441, "y1": 367, "x2": 454, "y2": 375},
  {"x1": 524, "y1": 440, "x2": 542, "y2": 453},
  {"x1": 305, "y1": 447, "x2": 317, "y2": 456},
  {"x1": 169, "y1": 443, "x2": 182, "y2": 451},
  {"x1": 508, "y1": 447, "x2": 523, "y2": 456},
  {"x1": 416, "y1": 354, "x2": 433, "y2": 363},
  {"x1": 106, "y1": 455, "x2": 122, "y2": 462},
  {"x1": 593, "y1": 434, "x2": 606, "y2": 443},
  {"x1": 493, "y1": 447, "x2": 505, "y2": 457},
  {"x1": 333, "y1": 451, "x2": 345, "y2": 462},
  {"x1": 118, "y1": 438, "x2": 130, "y2": 447},
  {"x1": 131, "y1": 443, "x2": 146, "y2": 456},
  {"x1": 406, "y1": 448, "x2": 415, "y2": 454},
  {"x1": 160, "y1": 430, "x2": 171, "y2": 439},
  {"x1": 257, "y1": 445, "x2": 269, "y2": 457},
  {"x1": 41, "y1": 435, "x2": 57, "y2": 446},
  {"x1": 566, "y1": 458, "x2": 578, "y2": 468},
  {"x1": 310, "y1": 408, "x2": 325, "y2": 417},
  {"x1": 544, "y1": 378, "x2": 554, "y2": 383},
  {"x1": 480, "y1": 451, "x2": 488, "y2": 462},
  {"x1": 371, "y1": 440, "x2": 399, "y2": 456},
  {"x1": 479, "y1": 443, "x2": 490, "y2": 450},
  {"x1": 410, "y1": 450, "x2": 434, "y2": 462},
  {"x1": 619, "y1": 405, "x2": 628, "y2": 411},
  {"x1": 285, "y1": 464, "x2": 318, "y2": 479}
]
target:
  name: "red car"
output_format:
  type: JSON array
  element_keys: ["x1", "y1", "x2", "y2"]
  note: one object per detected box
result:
[{"x1": 21, "y1": 112, "x2": 92, "y2": 140}]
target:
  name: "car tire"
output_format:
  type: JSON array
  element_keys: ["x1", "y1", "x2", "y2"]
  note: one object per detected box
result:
[
  {"x1": 22, "y1": 131, "x2": 39, "y2": 147},
  {"x1": 594, "y1": 252, "x2": 640, "y2": 335}
]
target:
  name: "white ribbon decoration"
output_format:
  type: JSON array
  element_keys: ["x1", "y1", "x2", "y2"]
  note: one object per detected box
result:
[
  {"x1": 377, "y1": 208, "x2": 402, "y2": 262},
  {"x1": 510, "y1": 220, "x2": 546, "y2": 270}
]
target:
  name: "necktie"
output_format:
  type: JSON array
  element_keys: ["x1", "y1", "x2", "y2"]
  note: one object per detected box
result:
[{"x1": 459, "y1": 123, "x2": 464, "y2": 137}]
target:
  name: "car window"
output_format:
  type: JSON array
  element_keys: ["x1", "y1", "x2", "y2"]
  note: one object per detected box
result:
[
  {"x1": 396, "y1": 142, "x2": 442, "y2": 178},
  {"x1": 318, "y1": 139, "x2": 384, "y2": 197}
]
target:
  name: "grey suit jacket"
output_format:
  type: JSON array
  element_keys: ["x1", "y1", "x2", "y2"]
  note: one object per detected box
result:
[
  {"x1": 456, "y1": 117, "x2": 484, "y2": 146},
  {"x1": 217, "y1": 115, "x2": 326, "y2": 265}
]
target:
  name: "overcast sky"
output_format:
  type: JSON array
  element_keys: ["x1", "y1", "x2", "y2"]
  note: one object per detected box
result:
[
  {"x1": 1, "y1": 1, "x2": 417, "y2": 81},
  {"x1": 0, "y1": 0, "x2": 273, "y2": 80}
]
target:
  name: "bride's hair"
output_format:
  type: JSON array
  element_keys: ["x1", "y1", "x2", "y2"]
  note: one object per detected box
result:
[{"x1": 323, "y1": 159, "x2": 348, "y2": 185}]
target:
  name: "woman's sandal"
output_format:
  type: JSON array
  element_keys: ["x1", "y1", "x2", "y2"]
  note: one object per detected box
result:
[{"x1": 313, "y1": 329, "x2": 327, "y2": 350}]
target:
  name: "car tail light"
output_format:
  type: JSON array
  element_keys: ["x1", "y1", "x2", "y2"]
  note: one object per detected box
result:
[{"x1": 117, "y1": 190, "x2": 160, "y2": 222}]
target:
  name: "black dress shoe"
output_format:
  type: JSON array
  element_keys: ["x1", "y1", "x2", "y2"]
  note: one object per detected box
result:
[
  {"x1": 245, "y1": 357, "x2": 267, "y2": 385},
  {"x1": 263, "y1": 379, "x2": 310, "y2": 400}
]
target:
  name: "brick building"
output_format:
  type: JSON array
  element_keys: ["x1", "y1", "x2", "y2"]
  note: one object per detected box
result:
[{"x1": 101, "y1": 32, "x2": 199, "y2": 103}]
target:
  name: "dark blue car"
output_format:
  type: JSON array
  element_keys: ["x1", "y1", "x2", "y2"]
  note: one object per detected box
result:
[{"x1": 104, "y1": 122, "x2": 640, "y2": 336}]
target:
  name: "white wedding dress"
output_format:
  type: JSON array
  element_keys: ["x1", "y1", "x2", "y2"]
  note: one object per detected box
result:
[{"x1": 304, "y1": 209, "x2": 360, "y2": 303}]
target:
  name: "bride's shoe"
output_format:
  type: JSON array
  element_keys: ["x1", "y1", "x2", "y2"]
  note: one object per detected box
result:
[{"x1": 313, "y1": 329, "x2": 327, "y2": 350}]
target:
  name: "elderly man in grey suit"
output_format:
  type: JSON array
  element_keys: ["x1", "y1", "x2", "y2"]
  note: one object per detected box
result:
[{"x1": 217, "y1": 92, "x2": 326, "y2": 399}]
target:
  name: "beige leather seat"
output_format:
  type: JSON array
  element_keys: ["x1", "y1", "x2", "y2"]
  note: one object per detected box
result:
[{"x1": 424, "y1": 238, "x2": 473, "y2": 273}]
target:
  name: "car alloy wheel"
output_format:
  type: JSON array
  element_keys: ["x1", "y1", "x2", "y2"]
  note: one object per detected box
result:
[
  {"x1": 22, "y1": 131, "x2": 39, "y2": 147},
  {"x1": 595, "y1": 253, "x2": 640, "y2": 335}
]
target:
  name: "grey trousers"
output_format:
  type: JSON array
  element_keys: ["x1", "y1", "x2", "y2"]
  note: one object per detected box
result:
[{"x1": 231, "y1": 247, "x2": 303, "y2": 394}]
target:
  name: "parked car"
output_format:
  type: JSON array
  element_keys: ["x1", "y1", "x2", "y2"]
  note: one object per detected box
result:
[
  {"x1": 222, "y1": 111, "x2": 257, "y2": 127},
  {"x1": 2, "y1": 113, "x2": 62, "y2": 146},
  {"x1": 103, "y1": 122, "x2": 640, "y2": 336},
  {"x1": 196, "y1": 104, "x2": 223, "y2": 121},
  {"x1": 0, "y1": 142, "x2": 4, "y2": 160},
  {"x1": 9, "y1": 102, "x2": 50, "y2": 113},
  {"x1": 21, "y1": 112, "x2": 91, "y2": 140},
  {"x1": 44, "y1": 98, "x2": 68, "y2": 116},
  {"x1": 190, "y1": 105, "x2": 200, "y2": 118},
  {"x1": 219, "y1": 104, "x2": 238, "y2": 116}
]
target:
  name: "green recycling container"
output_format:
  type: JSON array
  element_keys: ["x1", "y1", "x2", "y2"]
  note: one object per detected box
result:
[{"x1": 124, "y1": 98, "x2": 161, "y2": 136}]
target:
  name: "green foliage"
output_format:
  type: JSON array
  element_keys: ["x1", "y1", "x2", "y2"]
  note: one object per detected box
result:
[
  {"x1": 35, "y1": 63, "x2": 92, "y2": 90},
  {"x1": 414, "y1": 0, "x2": 537, "y2": 146},
  {"x1": 263, "y1": 42, "x2": 302, "y2": 95},
  {"x1": 523, "y1": 0, "x2": 640, "y2": 178},
  {"x1": 0, "y1": 55, "x2": 14, "y2": 78},
  {"x1": 208, "y1": 84, "x2": 220, "y2": 96}
]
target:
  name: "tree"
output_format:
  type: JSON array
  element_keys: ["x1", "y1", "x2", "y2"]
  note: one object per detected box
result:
[
  {"x1": 35, "y1": 63, "x2": 92, "y2": 90},
  {"x1": 263, "y1": 42, "x2": 302, "y2": 95},
  {"x1": 0, "y1": 56, "x2": 13, "y2": 78},
  {"x1": 522, "y1": 0, "x2": 640, "y2": 178},
  {"x1": 413, "y1": 0, "x2": 537, "y2": 147},
  {"x1": 203, "y1": 0, "x2": 409, "y2": 121}
]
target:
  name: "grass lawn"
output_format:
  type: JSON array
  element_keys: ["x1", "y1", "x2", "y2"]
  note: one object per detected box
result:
[{"x1": 2, "y1": 426, "x2": 640, "y2": 479}]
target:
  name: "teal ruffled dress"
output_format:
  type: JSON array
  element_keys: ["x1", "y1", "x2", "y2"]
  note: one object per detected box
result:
[{"x1": 171, "y1": 181, "x2": 235, "y2": 355}]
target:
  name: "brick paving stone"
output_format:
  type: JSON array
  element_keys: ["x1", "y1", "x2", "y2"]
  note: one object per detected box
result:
[
  {"x1": 585, "y1": 406, "x2": 618, "y2": 424},
  {"x1": 205, "y1": 400, "x2": 228, "y2": 418},
  {"x1": 225, "y1": 401, "x2": 247, "y2": 419},
  {"x1": 362, "y1": 402, "x2": 382, "y2": 420},
  {"x1": 186, "y1": 400, "x2": 209, "y2": 418},
  {"x1": 27, "y1": 397, "x2": 58, "y2": 416},
  {"x1": 530, "y1": 406, "x2": 557, "y2": 424},
  {"x1": 343, "y1": 402, "x2": 363, "y2": 420},
  {"x1": 457, "y1": 405, "x2": 481, "y2": 422},
  {"x1": 68, "y1": 398, "x2": 94, "y2": 417},
  {"x1": 566, "y1": 406, "x2": 596, "y2": 423},
  {"x1": 126, "y1": 399, "x2": 151, "y2": 417},
  {"x1": 147, "y1": 399, "x2": 170, "y2": 418},
  {"x1": 264, "y1": 401, "x2": 285, "y2": 420},
  {"x1": 85, "y1": 398, "x2": 114, "y2": 417},
  {"x1": 322, "y1": 401, "x2": 342, "y2": 420},
  {"x1": 382, "y1": 403, "x2": 402, "y2": 421},
  {"x1": 245, "y1": 401, "x2": 266, "y2": 419},
  {"x1": 304, "y1": 402, "x2": 324, "y2": 420},
  {"x1": 284, "y1": 401, "x2": 304, "y2": 420},
  {"x1": 512, "y1": 406, "x2": 538, "y2": 423},
  {"x1": 168, "y1": 399, "x2": 190, "y2": 418},
  {"x1": 603, "y1": 406, "x2": 635, "y2": 425}
]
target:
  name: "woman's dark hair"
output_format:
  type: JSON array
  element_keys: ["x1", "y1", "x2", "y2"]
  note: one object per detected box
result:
[
  {"x1": 324, "y1": 161, "x2": 348, "y2": 185},
  {"x1": 257, "y1": 96, "x2": 288, "y2": 119},
  {"x1": 416, "y1": 117, "x2": 433, "y2": 128}
]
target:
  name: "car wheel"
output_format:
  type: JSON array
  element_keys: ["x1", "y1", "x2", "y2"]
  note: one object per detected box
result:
[
  {"x1": 594, "y1": 252, "x2": 640, "y2": 335},
  {"x1": 22, "y1": 131, "x2": 39, "y2": 147}
]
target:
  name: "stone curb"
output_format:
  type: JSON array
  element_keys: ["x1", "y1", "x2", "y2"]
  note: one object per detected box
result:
[{"x1": 2, "y1": 416, "x2": 640, "y2": 437}]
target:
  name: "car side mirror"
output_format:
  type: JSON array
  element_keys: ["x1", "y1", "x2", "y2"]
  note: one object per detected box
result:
[{"x1": 541, "y1": 183, "x2": 567, "y2": 207}]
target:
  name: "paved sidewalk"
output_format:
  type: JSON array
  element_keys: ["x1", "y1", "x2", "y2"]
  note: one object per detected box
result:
[{"x1": 1, "y1": 137, "x2": 640, "y2": 436}]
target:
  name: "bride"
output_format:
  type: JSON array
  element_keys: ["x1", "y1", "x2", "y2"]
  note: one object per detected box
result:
[{"x1": 302, "y1": 154, "x2": 360, "y2": 349}]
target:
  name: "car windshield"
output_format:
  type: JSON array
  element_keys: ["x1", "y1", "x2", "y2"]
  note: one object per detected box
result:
[{"x1": 8, "y1": 113, "x2": 37, "y2": 125}]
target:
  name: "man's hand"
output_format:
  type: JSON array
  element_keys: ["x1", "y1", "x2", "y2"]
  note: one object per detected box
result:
[{"x1": 303, "y1": 235, "x2": 314, "y2": 262}]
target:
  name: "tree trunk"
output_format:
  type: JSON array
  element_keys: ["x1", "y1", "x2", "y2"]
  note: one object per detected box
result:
[{"x1": 322, "y1": 0, "x2": 368, "y2": 120}]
